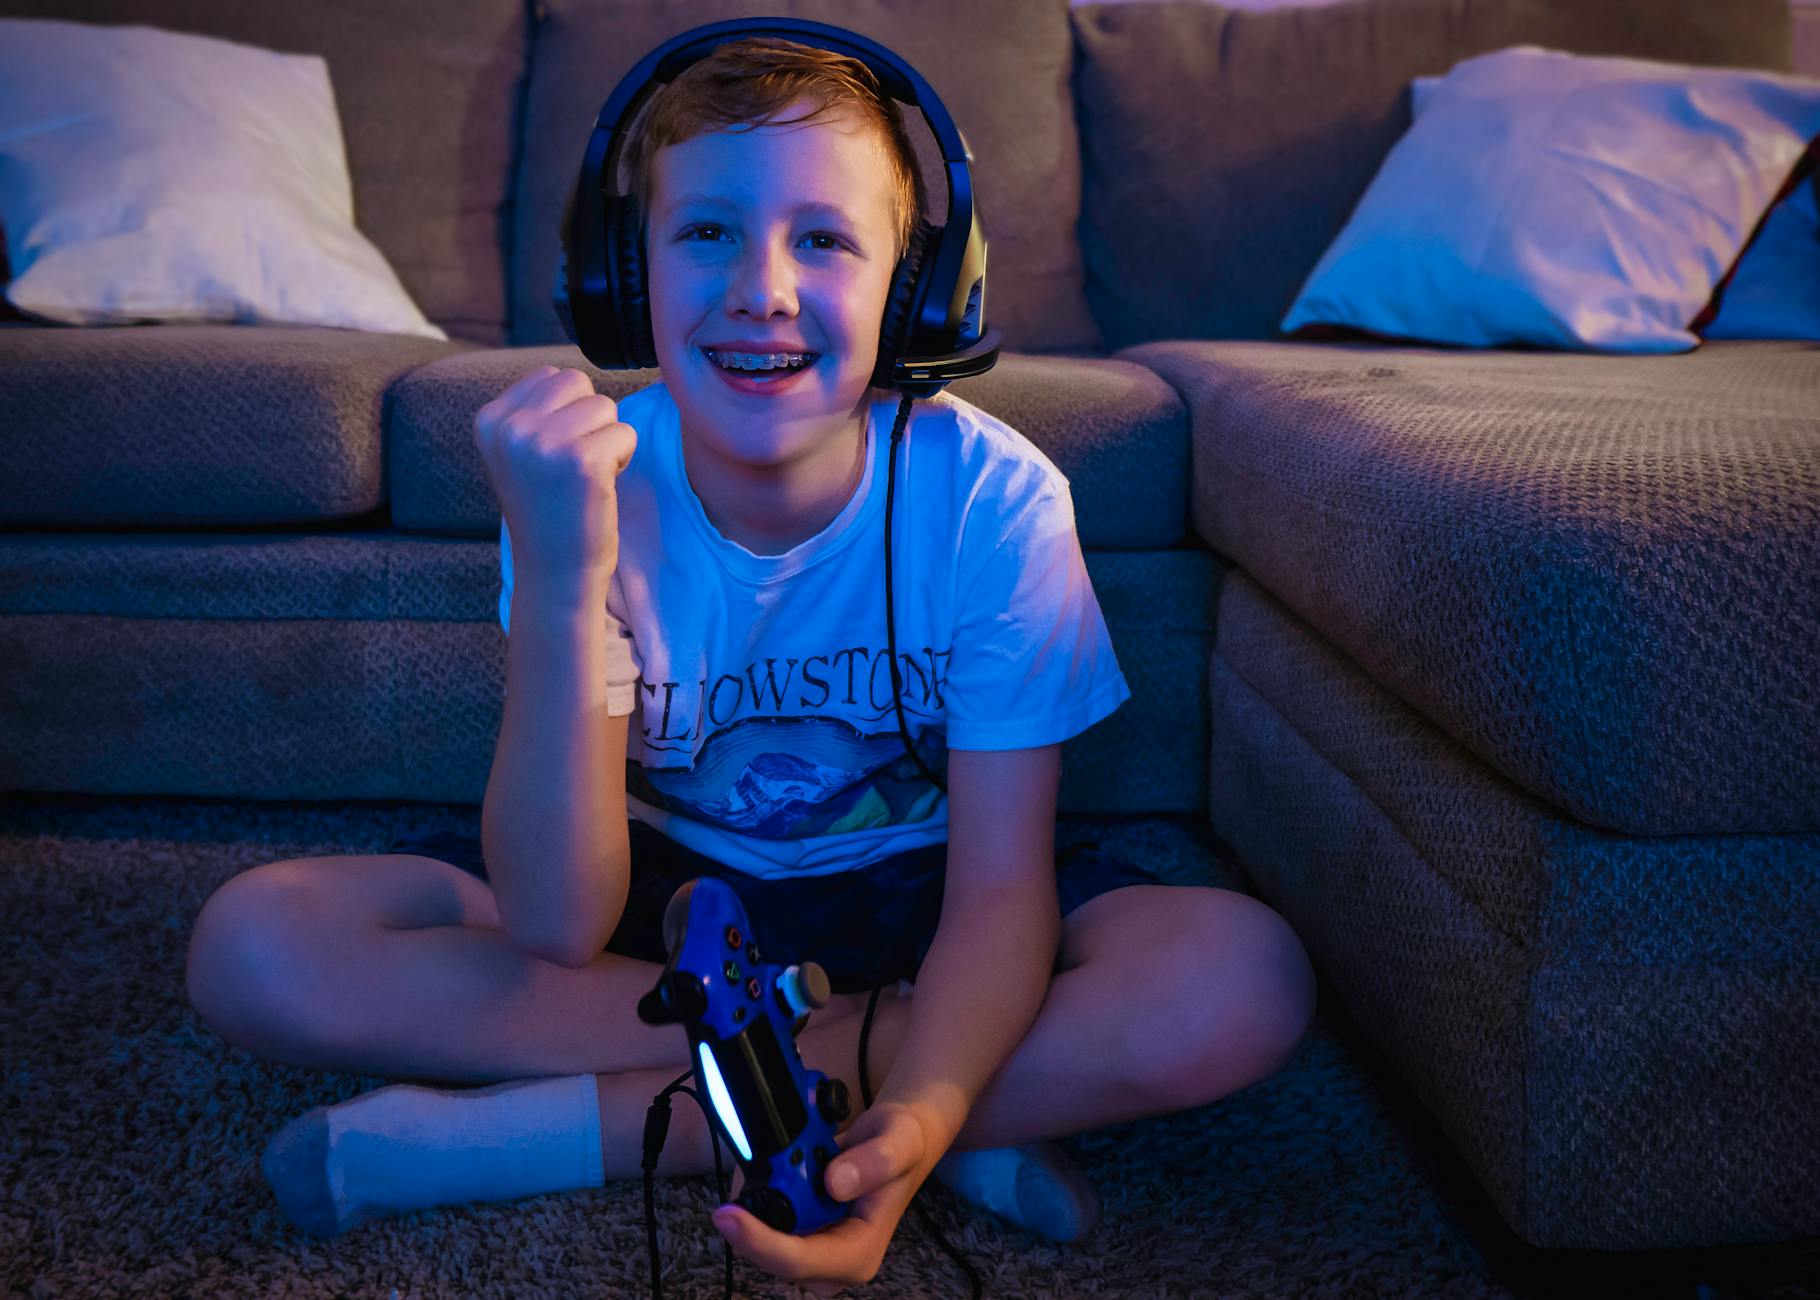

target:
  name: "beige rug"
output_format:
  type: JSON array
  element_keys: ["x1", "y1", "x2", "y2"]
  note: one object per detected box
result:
[{"x1": 3, "y1": 793, "x2": 1813, "y2": 1299}]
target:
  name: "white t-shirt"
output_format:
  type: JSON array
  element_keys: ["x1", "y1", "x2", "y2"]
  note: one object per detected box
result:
[{"x1": 498, "y1": 380, "x2": 1130, "y2": 880}]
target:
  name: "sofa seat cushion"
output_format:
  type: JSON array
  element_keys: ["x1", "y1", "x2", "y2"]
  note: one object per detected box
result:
[
  {"x1": 388, "y1": 347, "x2": 1191, "y2": 549},
  {"x1": 0, "y1": 530, "x2": 1216, "y2": 813},
  {"x1": 0, "y1": 323, "x2": 470, "y2": 525},
  {"x1": 1126, "y1": 337, "x2": 1820, "y2": 837},
  {"x1": 1208, "y1": 566, "x2": 1820, "y2": 1250}
]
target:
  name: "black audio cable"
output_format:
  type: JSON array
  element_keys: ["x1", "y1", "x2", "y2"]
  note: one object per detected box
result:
[{"x1": 884, "y1": 394, "x2": 949, "y2": 797}]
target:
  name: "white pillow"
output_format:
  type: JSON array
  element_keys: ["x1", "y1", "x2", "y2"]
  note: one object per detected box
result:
[
  {"x1": 1409, "y1": 70, "x2": 1820, "y2": 344},
  {"x1": 1283, "y1": 46, "x2": 1820, "y2": 353},
  {"x1": 0, "y1": 19, "x2": 447, "y2": 340}
]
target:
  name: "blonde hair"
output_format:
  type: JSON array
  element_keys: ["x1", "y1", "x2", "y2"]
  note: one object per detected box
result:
[{"x1": 624, "y1": 35, "x2": 925, "y2": 268}]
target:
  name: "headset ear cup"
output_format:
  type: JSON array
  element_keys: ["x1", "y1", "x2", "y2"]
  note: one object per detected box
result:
[
  {"x1": 609, "y1": 198, "x2": 658, "y2": 370},
  {"x1": 873, "y1": 217, "x2": 937, "y2": 390}
]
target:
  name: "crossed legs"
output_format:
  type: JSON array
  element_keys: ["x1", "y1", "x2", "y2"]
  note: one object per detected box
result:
[{"x1": 186, "y1": 850, "x2": 1317, "y2": 1180}]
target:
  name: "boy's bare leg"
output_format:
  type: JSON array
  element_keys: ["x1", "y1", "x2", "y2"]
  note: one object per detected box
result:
[
  {"x1": 597, "y1": 883, "x2": 1317, "y2": 1181},
  {"x1": 186, "y1": 853, "x2": 880, "y2": 1085},
  {"x1": 191, "y1": 857, "x2": 1313, "y2": 1183}
]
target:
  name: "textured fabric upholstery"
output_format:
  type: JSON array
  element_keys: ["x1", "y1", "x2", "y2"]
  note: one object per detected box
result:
[
  {"x1": 389, "y1": 349, "x2": 1189, "y2": 548},
  {"x1": 0, "y1": 532, "x2": 1218, "y2": 814},
  {"x1": 0, "y1": 324, "x2": 471, "y2": 525},
  {"x1": 1209, "y1": 568, "x2": 1820, "y2": 1250},
  {"x1": 1127, "y1": 337, "x2": 1820, "y2": 837},
  {"x1": 510, "y1": 0, "x2": 1103, "y2": 357},
  {"x1": 0, "y1": 0, "x2": 529, "y2": 346},
  {"x1": 1071, "y1": 0, "x2": 1794, "y2": 350}
]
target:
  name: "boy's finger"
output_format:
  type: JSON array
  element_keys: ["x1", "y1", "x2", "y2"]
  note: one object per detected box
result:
[
  {"x1": 489, "y1": 370, "x2": 615, "y2": 442},
  {"x1": 711, "y1": 1205, "x2": 874, "y2": 1286},
  {"x1": 495, "y1": 364, "x2": 561, "y2": 405},
  {"x1": 825, "y1": 1137, "x2": 909, "y2": 1201},
  {"x1": 520, "y1": 363, "x2": 562, "y2": 388},
  {"x1": 476, "y1": 365, "x2": 566, "y2": 424},
  {"x1": 517, "y1": 365, "x2": 594, "y2": 410}
]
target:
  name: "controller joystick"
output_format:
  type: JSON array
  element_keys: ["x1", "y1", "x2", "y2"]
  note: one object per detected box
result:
[{"x1": 638, "y1": 878, "x2": 853, "y2": 1235}]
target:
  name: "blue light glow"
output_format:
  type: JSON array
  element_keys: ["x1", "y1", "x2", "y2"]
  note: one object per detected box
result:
[{"x1": 698, "y1": 1041, "x2": 752, "y2": 1162}]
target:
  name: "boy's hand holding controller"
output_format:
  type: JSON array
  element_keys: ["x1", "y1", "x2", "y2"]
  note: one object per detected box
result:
[
  {"x1": 473, "y1": 365, "x2": 638, "y2": 604},
  {"x1": 713, "y1": 1100, "x2": 943, "y2": 1295}
]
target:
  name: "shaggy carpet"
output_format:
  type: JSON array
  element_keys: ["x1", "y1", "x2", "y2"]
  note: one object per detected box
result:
[{"x1": 2, "y1": 793, "x2": 1815, "y2": 1299}]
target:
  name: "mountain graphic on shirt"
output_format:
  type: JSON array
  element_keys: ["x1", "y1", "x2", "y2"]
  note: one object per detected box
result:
[{"x1": 626, "y1": 713, "x2": 947, "y2": 840}]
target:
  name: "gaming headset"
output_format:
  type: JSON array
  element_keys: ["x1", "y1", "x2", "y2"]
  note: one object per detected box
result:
[{"x1": 552, "y1": 14, "x2": 1006, "y2": 800}]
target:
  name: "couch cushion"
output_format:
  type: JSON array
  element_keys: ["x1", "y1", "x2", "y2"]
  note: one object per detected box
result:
[
  {"x1": 388, "y1": 349, "x2": 1189, "y2": 549},
  {"x1": 1208, "y1": 566, "x2": 1820, "y2": 1250},
  {"x1": 0, "y1": 531, "x2": 1217, "y2": 814},
  {"x1": 1127, "y1": 337, "x2": 1820, "y2": 837},
  {"x1": 510, "y1": 0, "x2": 1102, "y2": 357},
  {"x1": 0, "y1": 324, "x2": 469, "y2": 525},
  {"x1": 0, "y1": 0, "x2": 529, "y2": 347},
  {"x1": 1071, "y1": 0, "x2": 1794, "y2": 351}
]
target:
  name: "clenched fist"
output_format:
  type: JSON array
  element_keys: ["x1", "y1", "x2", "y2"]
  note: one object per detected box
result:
[{"x1": 473, "y1": 365, "x2": 638, "y2": 601}]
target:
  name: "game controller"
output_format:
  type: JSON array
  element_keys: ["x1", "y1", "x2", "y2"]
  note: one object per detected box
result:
[{"x1": 636, "y1": 877, "x2": 854, "y2": 1235}]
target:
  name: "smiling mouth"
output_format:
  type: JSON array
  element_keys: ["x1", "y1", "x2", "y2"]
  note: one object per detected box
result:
[{"x1": 701, "y1": 347, "x2": 822, "y2": 370}]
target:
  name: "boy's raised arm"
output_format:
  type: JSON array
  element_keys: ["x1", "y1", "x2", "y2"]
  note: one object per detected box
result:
[
  {"x1": 480, "y1": 577, "x2": 631, "y2": 967},
  {"x1": 472, "y1": 365, "x2": 639, "y2": 967}
]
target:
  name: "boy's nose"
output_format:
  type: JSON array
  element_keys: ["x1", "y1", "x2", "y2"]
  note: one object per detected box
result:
[{"x1": 725, "y1": 242, "x2": 799, "y2": 315}]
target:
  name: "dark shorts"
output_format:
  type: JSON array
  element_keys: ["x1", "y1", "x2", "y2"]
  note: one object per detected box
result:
[{"x1": 383, "y1": 820, "x2": 1164, "y2": 995}]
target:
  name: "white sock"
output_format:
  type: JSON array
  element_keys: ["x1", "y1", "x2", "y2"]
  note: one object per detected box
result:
[
  {"x1": 932, "y1": 1140, "x2": 1103, "y2": 1243},
  {"x1": 260, "y1": 1072, "x2": 606, "y2": 1236}
]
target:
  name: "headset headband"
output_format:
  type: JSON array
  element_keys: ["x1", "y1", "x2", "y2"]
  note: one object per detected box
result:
[{"x1": 555, "y1": 15, "x2": 1000, "y2": 397}]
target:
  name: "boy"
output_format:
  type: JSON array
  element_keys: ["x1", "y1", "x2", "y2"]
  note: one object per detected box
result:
[{"x1": 184, "y1": 36, "x2": 1317, "y2": 1293}]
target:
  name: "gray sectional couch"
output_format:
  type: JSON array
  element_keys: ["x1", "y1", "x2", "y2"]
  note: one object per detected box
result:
[{"x1": 3, "y1": 0, "x2": 1814, "y2": 1255}]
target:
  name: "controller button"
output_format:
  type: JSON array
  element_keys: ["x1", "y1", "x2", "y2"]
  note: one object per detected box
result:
[
  {"x1": 671, "y1": 973, "x2": 709, "y2": 1019},
  {"x1": 776, "y1": 963, "x2": 832, "y2": 1017},
  {"x1": 816, "y1": 1078, "x2": 851, "y2": 1124},
  {"x1": 790, "y1": 1148, "x2": 804, "y2": 1166},
  {"x1": 746, "y1": 945, "x2": 761, "y2": 966},
  {"x1": 740, "y1": 1186, "x2": 795, "y2": 1234},
  {"x1": 723, "y1": 960, "x2": 742, "y2": 984},
  {"x1": 725, "y1": 926, "x2": 742, "y2": 950},
  {"x1": 734, "y1": 1006, "x2": 746, "y2": 1023},
  {"x1": 813, "y1": 1145, "x2": 830, "y2": 1168},
  {"x1": 746, "y1": 977, "x2": 762, "y2": 1000}
]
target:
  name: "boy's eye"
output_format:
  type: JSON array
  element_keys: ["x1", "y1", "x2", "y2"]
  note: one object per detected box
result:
[{"x1": 679, "y1": 224, "x2": 845, "y2": 251}]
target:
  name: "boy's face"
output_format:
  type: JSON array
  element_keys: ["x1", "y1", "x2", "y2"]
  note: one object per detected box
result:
[{"x1": 644, "y1": 97, "x2": 899, "y2": 477}]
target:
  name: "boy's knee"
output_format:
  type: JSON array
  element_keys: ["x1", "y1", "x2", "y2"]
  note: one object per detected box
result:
[
  {"x1": 1152, "y1": 894, "x2": 1316, "y2": 1110},
  {"x1": 1248, "y1": 906, "x2": 1318, "y2": 1070},
  {"x1": 185, "y1": 862, "x2": 322, "y2": 1047}
]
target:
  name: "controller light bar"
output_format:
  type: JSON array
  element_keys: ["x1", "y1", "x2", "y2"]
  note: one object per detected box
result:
[{"x1": 698, "y1": 1041, "x2": 754, "y2": 1162}]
